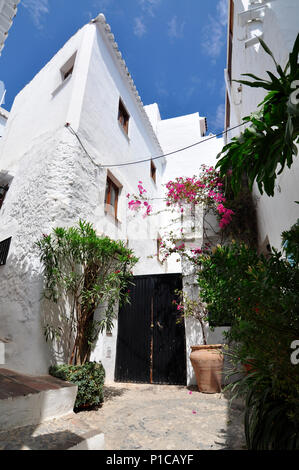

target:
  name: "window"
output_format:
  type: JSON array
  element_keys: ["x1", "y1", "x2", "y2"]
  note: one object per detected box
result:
[
  {"x1": 0, "y1": 184, "x2": 8, "y2": 210},
  {"x1": 60, "y1": 52, "x2": 77, "y2": 82},
  {"x1": 105, "y1": 176, "x2": 119, "y2": 219},
  {"x1": 150, "y1": 160, "x2": 156, "y2": 183},
  {"x1": 0, "y1": 237, "x2": 11, "y2": 266},
  {"x1": 118, "y1": 99, "x2": 130, "y2": 135},
  {"x1": 63, "y1": 65, "x2": 74, "y2": 81}
]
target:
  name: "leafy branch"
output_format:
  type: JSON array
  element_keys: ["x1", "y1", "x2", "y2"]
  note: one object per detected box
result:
[{"x1": 216, "y1": 34, "x2": 299, "y2": 196}]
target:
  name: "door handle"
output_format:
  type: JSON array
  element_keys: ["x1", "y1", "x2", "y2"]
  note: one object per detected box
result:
[{"x1": 157, "y1": 321, "x2": 163, "y2": 329}]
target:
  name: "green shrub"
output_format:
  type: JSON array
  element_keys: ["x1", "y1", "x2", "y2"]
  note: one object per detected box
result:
[
  {"x1": 49, "y1": 361, "x2": 105, "y2": 409},
  {"x1": 37, "y1": 220, "x2": 138, "y2": 365},
  {"x1": 197, "y1": 239, "x2": 299, "y2": 449},
  {"x1": 197, "y1": 242, "x2": 260, "y2": 327}
]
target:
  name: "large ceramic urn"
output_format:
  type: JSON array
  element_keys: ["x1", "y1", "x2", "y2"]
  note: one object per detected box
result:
[{"x1": 190, "y1": 344, "x2": 223, "y2": 393}]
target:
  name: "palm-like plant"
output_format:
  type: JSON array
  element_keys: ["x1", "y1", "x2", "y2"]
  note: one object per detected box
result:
[{"x1": 217, "y1": 34, "x2": 299, "y2": 197}]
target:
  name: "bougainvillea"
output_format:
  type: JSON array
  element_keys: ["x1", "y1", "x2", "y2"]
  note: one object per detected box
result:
[
  {"x1": 164, "y1": 165, "x2": 234, "y2": 229},
  {"x1": 127, "y1": 165, "x2": 234, "y2": 264},
  {"x1": 127, "y1": 165, "x2": 234, "y2": 229},
  {"x1": 127, "y1": 181, "x2": 152, "y2": 218}
]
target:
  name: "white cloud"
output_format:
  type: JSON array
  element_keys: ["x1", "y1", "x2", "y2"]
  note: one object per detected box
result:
[
  {"x1": 155, "y1": 81, "x2": 169, "y2": 97},
  {"x1": 139, "y1": 0, "x2": 161, "y2": 17},
  {"x1": 134, "y1": 17, "x2": 147, "y2": 37},
  {"x1": 22, "y1": 0, "x2": 49, "y2": 29},
  {"x1": 214, "y1": 103, "x2": 225, "y2": 130},
  {"x1": 201, "y1": 0, "x2": 228, "y2": 60},
  {"x1": 93, "y1": 0, "x2": 114, "y2": 12},
  {"x1": 168, "y1": 16, "x2": 185, "y2": 39},
  {"x1": 217, "y1": 0, "x2": 228, "y2": 26}
]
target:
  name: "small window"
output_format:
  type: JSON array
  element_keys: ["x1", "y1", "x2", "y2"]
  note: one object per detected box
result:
[
  {"x1": 118, "y1": 99, "x2": 130, "y2": 135},
  {"x1": 63, "y1": 65, "x2": 74, "y2": 81},
  {"x1": 150, "y1": 160, "x2": 156, "y2": 183},
  {"x1": 0, "y1": 184, "x2": 9, "y2": 210},
  {"x1": 157, "y1": 234, "x2": 162, "y2": 263},
  {"x1": 0, "y1": 237, "x2": 11, "y2": 266},
  {"x1": 60, "y1": 52, "x2": 77, "y2": 82},
  {"x1": 105, "y1": 176, "x2": 120, "y2": 219}
]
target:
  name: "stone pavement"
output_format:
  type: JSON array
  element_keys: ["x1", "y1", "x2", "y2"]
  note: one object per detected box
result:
[{"x1": 0, "y1": 382, "x2": 246, "y2": 450}]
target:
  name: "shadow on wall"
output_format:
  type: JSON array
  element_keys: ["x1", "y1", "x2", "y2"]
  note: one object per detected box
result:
[
  {"x1": 41, "y1": 296, "x2": 76, "y2": 367},
  {"x1": 0, "y1": 251, "x2": 52, "y2": 375},
  {"x1": 0, "y1": 426, "x2": 86, "y2": 450}
]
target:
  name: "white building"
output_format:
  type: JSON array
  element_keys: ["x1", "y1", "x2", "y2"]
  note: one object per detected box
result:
[
  {"x1": 0, "y1": 0, "x2": 20, "y2": 55},
  {"x1": 0, "y1": 106, "x2": 8, "y2": 137},
  {"x1": 0, "y1": 14, "x2": 224, "y2": 385},
  {"x1": 224, "y1": 0, "x2": 299, "y2": 251}
]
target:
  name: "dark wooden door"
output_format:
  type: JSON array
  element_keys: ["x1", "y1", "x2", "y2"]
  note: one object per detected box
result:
[{"x1": 115, "y1": 274, "x2": 186, "y2": 385}]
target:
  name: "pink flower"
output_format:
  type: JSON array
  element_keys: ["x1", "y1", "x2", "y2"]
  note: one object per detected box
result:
[{"x1": 128, "y1": 200, "x2": 142, "y2": 211}]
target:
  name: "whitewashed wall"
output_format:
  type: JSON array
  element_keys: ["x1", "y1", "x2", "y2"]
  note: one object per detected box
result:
[
  {"x1": 0, "y1": 108, "x2": 8, "y2": 138},
  {"x1": 0, "y1": 16, "x2": 228, "y2": 382},
  {"x1": 0, "y1": 20, "x2": 165, "y2": 375},
  {"x1": 144, "y1": 106, "x2": 227, "y2": 385},
  {"x1": 227, "y1": 0, "x2": 299, "y2": 250}
]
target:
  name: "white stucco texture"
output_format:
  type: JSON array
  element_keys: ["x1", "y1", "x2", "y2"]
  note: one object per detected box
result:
[{"x1": 227, "y1": 0, "x2": 299, "y2": 250}]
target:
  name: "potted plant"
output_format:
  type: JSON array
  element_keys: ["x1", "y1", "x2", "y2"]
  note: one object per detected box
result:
[{"x1": 174, "y1": 289, "x2": 224, "y2": 394}]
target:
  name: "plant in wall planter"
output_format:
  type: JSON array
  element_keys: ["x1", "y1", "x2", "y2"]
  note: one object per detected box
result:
[{"x1": 173, "y1": 289, "x2": 224, "y2": 394}]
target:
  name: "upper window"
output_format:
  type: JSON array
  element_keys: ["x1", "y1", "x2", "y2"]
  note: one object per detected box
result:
[
  {"x1": 118, "y1": 99, "x2": 130, "y2": 135},
  {"x1": 60, "y1": 52, "x2": 77, "y2": 82},
  {"x1": 0, "y1": 184, "x2": 9, "y2": 210},
  {"x1": 0, "y1": 237, "x2": 11, "y2": 266},
  {"x1": 150, "y1": 160, "x2": 156, "y2": 183},
  {"x1": 105, "y1": 176, "x2": 120, "y2": 219}
]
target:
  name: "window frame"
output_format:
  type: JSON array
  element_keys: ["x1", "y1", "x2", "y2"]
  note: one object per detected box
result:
[
  {"x1": 118, "y1": 98, "x2": 130, "y2": 135},
  {"x1": 150, "y1": 160, "x2": 157, "y2": 184},
  {"x1": 60, "y1": 52, "x2": 77, "y2": 83},
  {"x1": 105, "y1": 176, "x2": 120, "y2": 220},
  {"x1": 0, "y1": 184, "x2": 9, "y2": 210}
]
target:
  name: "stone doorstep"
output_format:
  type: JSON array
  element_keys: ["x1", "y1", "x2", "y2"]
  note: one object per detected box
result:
[
  {"x1": 68, "y1": 431, "x2": 105, "y2": 451},
  {"x1": 0, "y1": 368, "x2": 74, "y2": 399},
  {"x1": 0, "y1": 368, "x2": 78, "y2": 432}
]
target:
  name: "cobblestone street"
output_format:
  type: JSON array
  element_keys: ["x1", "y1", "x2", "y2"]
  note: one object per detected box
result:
[{"x1": 0, "y1": 383, "x2": 246, "y2": 450}]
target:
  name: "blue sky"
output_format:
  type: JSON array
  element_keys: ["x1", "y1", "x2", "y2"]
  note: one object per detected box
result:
[{"x1": 0, "y1": 0, "x2": 228, "y2": 133}]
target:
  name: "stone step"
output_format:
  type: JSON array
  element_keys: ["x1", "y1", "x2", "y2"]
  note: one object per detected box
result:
[{"x1": 0, "y1": 368, "x2": 77, "y2": 432}]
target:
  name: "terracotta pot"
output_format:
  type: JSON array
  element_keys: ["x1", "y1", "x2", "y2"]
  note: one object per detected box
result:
[{"x1": 190, "y1": 344, "x2": 224, "y2": 393}]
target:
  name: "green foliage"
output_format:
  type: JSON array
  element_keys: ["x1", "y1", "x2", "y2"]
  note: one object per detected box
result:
[
  {"x1": 49, "y1": 362, "x2": 105, "y2": 409},
  {"x1": 222, "y1": 174, "x2": 257, "y2": 247},
  {"x1": 244, "y1": 385, "x2": 299, "y2": 450},
  {"x1": 198, "y1": 239, "x2": 299, "y2": 449},
  {"x1": 172, "y1": 288, "x2": 208, "y2": 345},
  {"x1": 36, "y1": 220, "x2": 138, "y2": 365},
  {"x1": 197, "y1": 242, "x2": 260, "y2": 326},
  {"x1": 216, "y1": 34, "x2": 299, "y2": 197},
  {"x1": 227, "y1": 369, "x2": 299, "y2": 450}
]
